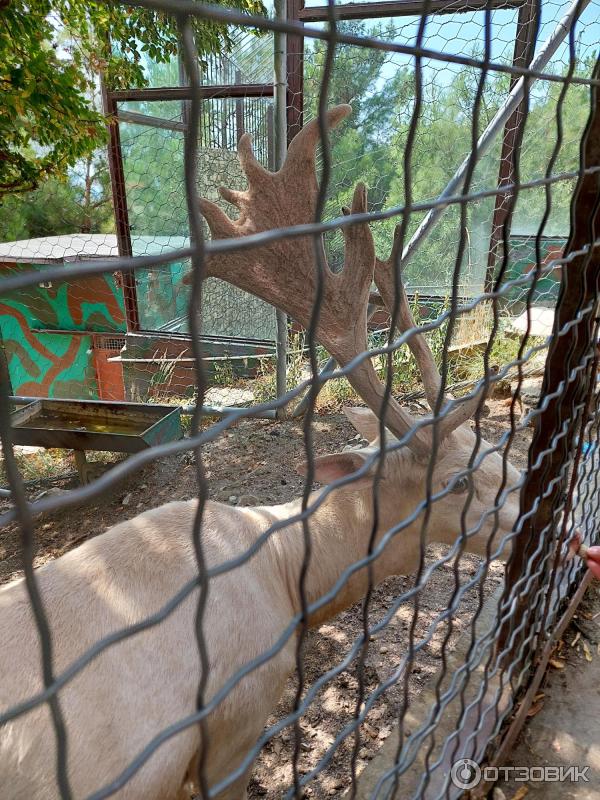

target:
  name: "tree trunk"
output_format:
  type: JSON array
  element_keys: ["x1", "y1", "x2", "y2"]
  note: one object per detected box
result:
[{"x1": 81, "y1": 154, "x2": 93, "y2": 234}]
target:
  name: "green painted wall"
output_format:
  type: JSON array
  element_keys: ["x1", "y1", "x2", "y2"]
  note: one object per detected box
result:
[
  {"x1": 0, "y1": 262, "x2": 126, "y2": 398},
  {"x1": 503, "y1": 237, "x2": 565, "y2": 311}
]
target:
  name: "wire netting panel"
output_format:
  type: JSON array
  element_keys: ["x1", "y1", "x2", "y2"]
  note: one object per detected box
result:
[
  {"x1": 131, "y1": 17, "x2": 275, "y2": 88},
  {"x1": 301, "y1": 4, "x2": 597, "y2": 306},
  {"x1": 119, "y1": 98, "x2": 277, "y2": 341}
]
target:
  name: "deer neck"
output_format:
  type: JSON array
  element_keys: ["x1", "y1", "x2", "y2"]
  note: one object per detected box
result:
[{"x1": 268, "y1": 486, "x2": 418, "y2": 628}]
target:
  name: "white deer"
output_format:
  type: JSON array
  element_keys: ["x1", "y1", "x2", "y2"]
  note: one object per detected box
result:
[{"x1": 0, "y1": 105, "x2": 521, "y2": 800}]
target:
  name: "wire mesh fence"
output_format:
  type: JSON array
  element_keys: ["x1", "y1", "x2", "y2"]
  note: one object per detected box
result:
[{"x1": 1, "y1": 0, "x2": 600, "y2": 798}]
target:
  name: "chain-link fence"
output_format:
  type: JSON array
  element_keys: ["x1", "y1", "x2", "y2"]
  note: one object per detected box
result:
[{"x1": 1, "y1": 0, "x2": 600, "y2": 798}]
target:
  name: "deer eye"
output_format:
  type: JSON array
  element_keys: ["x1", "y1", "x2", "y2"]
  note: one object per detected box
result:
[{"x1": 445, "y1": 475, "x2": 470, "y2": 494}]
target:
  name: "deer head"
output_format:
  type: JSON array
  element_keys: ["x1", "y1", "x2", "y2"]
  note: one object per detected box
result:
[
  {"x1": 310, "y1": 406, "x2": 521, "y2": 566},
  {"x1": 188, "y1": 104, "x2": 522, "y2": 558}
]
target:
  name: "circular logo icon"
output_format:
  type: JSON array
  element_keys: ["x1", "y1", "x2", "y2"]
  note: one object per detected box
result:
[{"x1": 450, "y1": 758, "x2": 481, "y2": 790}]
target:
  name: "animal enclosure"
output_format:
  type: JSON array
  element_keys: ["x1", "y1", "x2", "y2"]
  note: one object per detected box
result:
[{"x1": 1, "y1": 1, "x2": 600, "y2": 799}]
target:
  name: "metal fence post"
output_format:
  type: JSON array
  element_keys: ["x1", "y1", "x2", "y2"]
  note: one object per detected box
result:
[
  {"x1": 235, "y1": 69, "x2": 245, "y2": 142},
  {"x1": 484, "y1": 0, "x2": 538, "y2": 292},
  {"x1": 101, "y1": 79, "x2": 141, "y2": 332},
  {"x1": 285, "y1": 0, "x2": 304, "y2": 145},
  {"x1": 499, "y1": 55, "x2": 600, "y2": 665},
  {"x1": 0, "y1": 343, "x2": 13, "y2": 404},
  {"x1": 274, "y1": 0, "x2": 289, "y2": 412}
]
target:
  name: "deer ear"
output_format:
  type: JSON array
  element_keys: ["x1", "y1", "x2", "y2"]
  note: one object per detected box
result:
[
  {"x1": 343, "y1": 407, "x2": 381, "y2": 443},
  {"x1": 297, "y1": 451, "x2": 373, "y2": 487}
]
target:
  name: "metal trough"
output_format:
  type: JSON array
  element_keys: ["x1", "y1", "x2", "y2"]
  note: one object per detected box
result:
[
  {"x1": 10, "y1": 399, "x2": 183, "y2": 453},
  {"x1": 8, "y1": 399, "x2": 183, "y2": 485}
]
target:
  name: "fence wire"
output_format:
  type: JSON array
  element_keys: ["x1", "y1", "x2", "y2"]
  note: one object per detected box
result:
[{"x1": 1, "y1": 0, "x2": 600, "y2": 799}]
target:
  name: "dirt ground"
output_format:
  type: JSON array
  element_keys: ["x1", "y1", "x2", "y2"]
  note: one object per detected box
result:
[
  {"x1": 0, "y1": 398, "x2": 532, "y2": 798},
  {"x1": 495, "y1": 586, "x2": 600, "y2": 800}
]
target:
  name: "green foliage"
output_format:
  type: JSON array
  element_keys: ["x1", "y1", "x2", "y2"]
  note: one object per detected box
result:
[
  {"x1": 120, "y1": 116, "x2": 187, "y2": 238},
  {"x1": 370, "y1": 295, "x2": 450, "y2": 392},
  {"x1": 1, "y1": 3, "x2": 103, "y2": 195},
  {"x1": 0, "y1": 0, "x2": 265, "y2": 197},
  {"x1": 253, "y1": 332, "x2": 307, "y2": 403},
  {"x1": 0, "y1": 153, "x2": 114, "y2": 240},
  {"x1": 453, "y1": 326, "x2": 546, "y2": 387},
  {"x1": 316, "y1": 374, "x2": 357, "y2": 410},
  {"x1": 212, "y1": 359, "x2": 236, "y2": 387},
  {"x1": 486, "y1": 332, "x2": 525, "y2": 371},
  {"x1": 304, "y1": 25, "x2": 593, "y2": 291},
  {"x1": 0, "y1": 447, "x2": 71, "y2": 485}
]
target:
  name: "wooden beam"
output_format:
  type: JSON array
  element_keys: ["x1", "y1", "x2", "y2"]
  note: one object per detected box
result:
[
  {"x1": 498, "y1": 55, "x2": 600, "y2": 664},
  {"x1": 117, "y1": 110, "x2": 186, "y2": 132},
  {"x1": 108, "y1": 84, "x2": 274, "y2": 103}
]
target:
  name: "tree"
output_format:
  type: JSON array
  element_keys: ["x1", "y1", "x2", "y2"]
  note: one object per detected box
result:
[
  {"x1": 0, "y1": 35, "x2": 115, "y2": 241},
  {"x1": 0, "y1": 0, "x2": 265, "y2": 196},
  {"x1": 303, "y1": 28, "x2": 594, "y2": 292},
  {"x1": 0, "y1": 153, "x2": 114, "y2": 241}
]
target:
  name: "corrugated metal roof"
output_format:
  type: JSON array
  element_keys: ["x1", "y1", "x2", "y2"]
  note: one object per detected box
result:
[
  {"x1": 0, "y1": 234, "x2": 119, "y2": 264},
  {"x1": 0, "y1": 234, "x2": 192, "y2": 264}
]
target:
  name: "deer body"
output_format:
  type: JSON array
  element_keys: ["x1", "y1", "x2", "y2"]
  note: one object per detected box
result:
[
  {"x1": 0, "y1": 413, "x2": 520, "y2": 800},
  {"x1": 1, "y1": 499, "x2": 293, "y2": 800}
]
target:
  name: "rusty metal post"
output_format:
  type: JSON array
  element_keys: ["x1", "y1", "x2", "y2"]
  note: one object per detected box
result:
[
  {"x1": 499, "y1": 56, "x2": 600, "y2": 663},
  {"x1": 275, "y1": 0, "x2": 289, "y2": 410},
  {"x1": 101, "y1": 83, "x2": 140, "y2": 332},
  {"x1": 0, "y1": 342, "x2": 14, "y2": 405},
  {"x1": 235, "y1": 69, "x2": 245, "y2": 143},
  {"x1": 179, "y1": 50, "x2": 191, "y2": 132},
  {"x1": 484, "y1": 0, "x2": 538, "y2": 292}
]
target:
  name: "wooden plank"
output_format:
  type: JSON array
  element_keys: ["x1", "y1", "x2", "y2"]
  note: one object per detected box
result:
[
  {"x1": 117, "y1": 110, "x2": 186, "y2": 132},
  {"x1": 108, "y1": 84, "x2": 274, "y2": 103},
  {"x1": 498, "y1": 55, "x2": 600, "y2": 660}
]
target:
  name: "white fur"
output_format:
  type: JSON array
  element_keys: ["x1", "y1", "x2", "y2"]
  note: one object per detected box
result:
[{"x1": 0, "y1": 409, "x2": 521, "y2": 799}]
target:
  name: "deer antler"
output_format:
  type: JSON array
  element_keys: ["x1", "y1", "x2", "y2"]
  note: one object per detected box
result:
[
  {"x1": 186, "y1": 105, "x2": 430, "y2": 455},
  {"x1": 374, "y1": 224, "x2": 490, "y2": 437}
]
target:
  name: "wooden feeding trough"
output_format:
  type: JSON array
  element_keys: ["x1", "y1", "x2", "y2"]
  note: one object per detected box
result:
[{"x1": 10, "y1": 399, "x2": 183, "y2": 484}]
